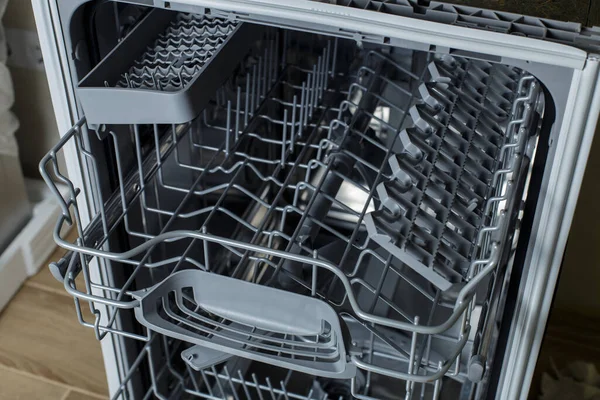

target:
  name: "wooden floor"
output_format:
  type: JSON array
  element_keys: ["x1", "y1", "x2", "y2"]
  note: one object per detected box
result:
[{"x1": 0, "y1": 240, "x2": 108, "y2": 400}]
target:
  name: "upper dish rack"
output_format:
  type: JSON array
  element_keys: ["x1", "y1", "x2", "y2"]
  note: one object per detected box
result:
[{"x1": 40, "y1": 20, "x2": 541, "y2": 397}]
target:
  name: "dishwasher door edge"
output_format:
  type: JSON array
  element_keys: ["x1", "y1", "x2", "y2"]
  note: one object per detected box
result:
[
  {"x1": 497, "y1": 55, "x2": 600, "y2": 400},
  {"x1": 31, "y1": 0, "x2": 128, "y2": 396}
]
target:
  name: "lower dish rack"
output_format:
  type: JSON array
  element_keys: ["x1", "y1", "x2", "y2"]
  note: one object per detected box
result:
[
  {"x1": 117, "y1": 338, "x2": 391, "y2": 400},
  {"x1": 41, "y1": 26, "x2": 541, "y2": 399}
]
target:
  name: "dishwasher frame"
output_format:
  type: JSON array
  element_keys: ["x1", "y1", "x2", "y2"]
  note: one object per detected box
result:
[{"x1": 31, "y1": 0, "x2": 600, "y2": 398}]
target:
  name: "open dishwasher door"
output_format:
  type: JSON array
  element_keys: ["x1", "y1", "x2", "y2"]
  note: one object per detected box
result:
[{"x1": 31, "y1": 0, "x2": 600, "y2": 399}]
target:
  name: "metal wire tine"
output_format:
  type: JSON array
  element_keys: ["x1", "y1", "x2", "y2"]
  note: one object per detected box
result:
[
  {"x1": 418, "y1": 311, "x2": 437, "y2": 398},
  {"x1": 325, "y1": 40, "x2": 332, "y2": 86},
  {"x1": 314, "y1": 63, "x2": 320, "y2": 107},
  {"x1": 268, "y1": 36, "x2": 275, "y2": 85},
  {"x1": 307, "y1": 73, "x2": 314, "y2": 119},
  {"x1": 236, "y1": 86, "x2": 241, "y2": 142},
  {"x1": 433, "y1": 361, "x2": 444, "y2": 399},
  {"x1": 185, "y1": 363, "x2": 200, "y2": 392},
  {"x1": 367, "y1": 253, "x2": 394, "y2": 313},
  {"x1": 281, "y1": 109, "x2": 288, "y2": 168},
  {"x1": 251, "y1": 374, "x2": 265, "y2": 400},
  {"x1": 312, "y1": 249, "x2": 318, "y2": 297},
  {"x1": 262, "y1": 47, "x2": 269, "y2": 97},
  {"x1": 274, "y1": 30, "x2": 280, "y2": 80},
  {"x1": 305, "y1": 388, "x2": 315, "y2": 400},
  {"x1": 202, "y1": 226, "x2": 210, "y2": 271},
  {"x1": 281, "y1": 30, "x2": 288, "y2": 69},
  {"x1": 162, "y1": 335, "x2": 185, "y2": 385},
  {"x1": 316, "y1": 56, "x2": 323, "y2": 101},
  {"x1": 265, "y1": 377, "x2": 277, "y2": 400},
  {"x1": 319, "y1": 53, "x2": 326, "y2": 98},
  {"x1": 110, "y1": 339, "x2": 150, "y2": 399},
  {"x1": 290, "y1": 95, "x2": 297, "y2": 154},
  {"x1": 211, "y1": 365, "x2": 228, "y2": 398},
  {"x1": 279, "y1": 380, "x2": 290, "y2": 400},
  {"x1": 133, "y1": 125, "x2": 149, "y2": 234},
  {"x1": 311, "y1": 64, "x2": 318, "y2": 115},
  {"x1": 251, "y1": 64, "x2": 257, "y2": 113},
  {"x1": 319, "y1": 50, "x2": 327, "y2": 99},
  {"x1": 146, "y1": 346, "x2": 165, "y2": 399},
  {"x1": 226, "y1": 100, "x2": 232, "y2": 157},
  {"x1": 76, "y1": 142, "x2": 107, "y2": 246},
  {"x1": 199, "y1": 368, "x2": 214, "y2": 396},
  {"x1": 405, "y1": 316, "x2": 420, "y2": 400},
  {"x1": 258, "y1": 56, "x2": 264, "y2": 102},
  {"x1": 245, "y1": 72, "x2": 251, "y2": 124},
  {"x1": 299, "y1": 82, "x2": 307, "y2": 137},
  {"x1": 223, "y1": 366, "x2": 240, "y2": 400},
  {"x1": 331, "y1": 37, "x2": 338, "y2": 77},
  {"x1": 237, "y1": 369, "x2": 253, "y2": 399}
]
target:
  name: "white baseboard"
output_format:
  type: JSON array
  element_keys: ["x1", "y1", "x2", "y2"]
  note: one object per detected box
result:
[{"x1": 0, "y1": 179, "x2": 70, "y2": 311}]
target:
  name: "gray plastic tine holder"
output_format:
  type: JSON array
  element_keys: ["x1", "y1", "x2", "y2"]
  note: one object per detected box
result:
[
  {"x1": 77, "y1": 9, "x2": 263, "y2": 125},
  {"x1": 133, "y1": 270, "x2": 357, "y2": 379},
  {"x1": 365, "y1": 58, "x2": 535, "y2": 291}
]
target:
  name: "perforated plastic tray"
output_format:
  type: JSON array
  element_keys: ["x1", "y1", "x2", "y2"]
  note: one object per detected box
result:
[{"x1": 77, "y1": 9, "x2": 262, "y2": 125}]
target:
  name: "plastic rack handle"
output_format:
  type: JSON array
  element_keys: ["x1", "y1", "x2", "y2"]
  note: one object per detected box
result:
[{"x1": 133, "y1": 270, "x2": 357, "y2": 379}]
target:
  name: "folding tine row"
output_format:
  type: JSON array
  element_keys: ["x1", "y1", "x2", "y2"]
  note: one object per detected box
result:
[{"x1": 365, "y1": 55, "x2": 536, "y2": 291}]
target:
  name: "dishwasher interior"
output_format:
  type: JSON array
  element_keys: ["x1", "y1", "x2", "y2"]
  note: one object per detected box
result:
[{"x1": 40, "y1": 3, "x2": 544, "y2": 399}]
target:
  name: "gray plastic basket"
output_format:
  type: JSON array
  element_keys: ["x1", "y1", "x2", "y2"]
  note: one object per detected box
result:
[{"x1": 77, "y1": 9, "x2": 262, "y2": 125}]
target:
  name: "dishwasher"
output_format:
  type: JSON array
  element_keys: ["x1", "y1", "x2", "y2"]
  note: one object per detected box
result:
[{"x1": 32, "y1": 0, "x2": 600, "y2": 399}]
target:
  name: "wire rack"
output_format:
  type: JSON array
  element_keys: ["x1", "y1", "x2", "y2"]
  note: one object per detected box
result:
[
  {"x1": 112, "y1": 331, "x2": 433, "y2": 400},
  {"x1": 41, "y1": 24, "x2": 541, "y2": 399},
  {"x1": 116, "y1": 13, "x2": 238, "y2": 91}
]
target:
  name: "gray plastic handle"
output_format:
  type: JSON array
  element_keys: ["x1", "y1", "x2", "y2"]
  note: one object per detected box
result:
[
  {"x1": 133, "y1": 270, "x2": 356, "y2": 379},
  {"x1": 49, "y1": 255, "x2": 77, "y2": 283},
  {"x1": 181, "y1": 345, "x2": 235, "y2": 371}
]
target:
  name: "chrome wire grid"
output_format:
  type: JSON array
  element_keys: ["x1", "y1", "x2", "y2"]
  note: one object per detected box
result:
[
  {"x1": 116, "y1": 13, "x2": 237, "y2": 91},
  {"x1": 41, "y1": 28, "x2": 540, "y2": 399},
  {"x1": 113, "y1": 331, "x2": 358, "y2": 400}
]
